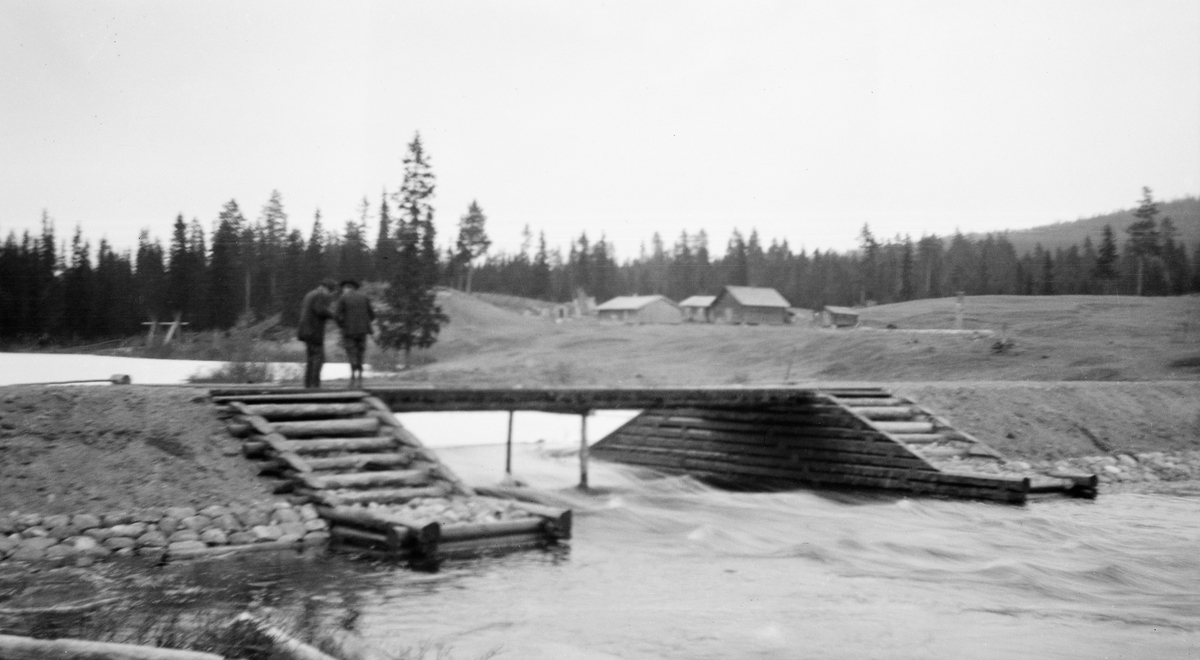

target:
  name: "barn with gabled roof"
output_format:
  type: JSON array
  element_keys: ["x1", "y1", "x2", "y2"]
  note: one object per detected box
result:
[
  {"x1": 595, "y1": 295, "x2": 682, "y2": 324},
  {"x1": 709, "y1": 286, "x2": 791, "y2": 325}
]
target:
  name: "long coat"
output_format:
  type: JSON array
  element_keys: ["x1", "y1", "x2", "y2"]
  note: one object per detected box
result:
[
  {"x1": 333, "y1": 289, "x2": 375, "y2": 337},
  {"x1": 297, "y1": 287, "x2": 334, "y2": 343}
]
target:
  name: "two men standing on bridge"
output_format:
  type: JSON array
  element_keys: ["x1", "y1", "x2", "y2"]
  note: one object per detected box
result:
[{"x1": 297, "y1": 278, "x2": 375, "y2": 389}]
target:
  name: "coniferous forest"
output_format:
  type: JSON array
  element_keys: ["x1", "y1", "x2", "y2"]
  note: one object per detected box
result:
[{"x1": 2, "y1": 157, "x2": 1198, "y2": 346}]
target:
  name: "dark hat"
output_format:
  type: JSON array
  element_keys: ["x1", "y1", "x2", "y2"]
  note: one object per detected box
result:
[
  {"x1": 340, "y1": 279, "x2": 361, "y2": 289},
  {"x1": 320, "y1": 278, "x2": 338, "y2": 290}
]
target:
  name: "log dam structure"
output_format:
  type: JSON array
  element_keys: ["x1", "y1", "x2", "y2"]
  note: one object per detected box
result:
[{"x1": 214, "y1": 386, "x2": 1097, "y2": 508}]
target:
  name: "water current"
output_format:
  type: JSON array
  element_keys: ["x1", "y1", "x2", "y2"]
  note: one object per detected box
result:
[{"x1": 85, "y1": 413, "x2": 1200, "y2": 658}]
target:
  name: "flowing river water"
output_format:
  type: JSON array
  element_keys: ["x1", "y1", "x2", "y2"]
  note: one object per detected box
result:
[{"x1": 20, "y1": 412, "x2": 1200, "y2": 659}]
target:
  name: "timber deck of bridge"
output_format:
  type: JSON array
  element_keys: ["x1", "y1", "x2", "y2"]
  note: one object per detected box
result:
[{"x1": 212, "y1": 385, "x2": 1097, "y2": 504}]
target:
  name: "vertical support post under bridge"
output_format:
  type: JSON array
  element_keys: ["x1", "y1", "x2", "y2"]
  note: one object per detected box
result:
[
  {"x1": 505, "y1": 410, "x2": 514, "y2": 476},
  {"x1": 579, "y1": 410, "x2": 589, "y2": 490}
]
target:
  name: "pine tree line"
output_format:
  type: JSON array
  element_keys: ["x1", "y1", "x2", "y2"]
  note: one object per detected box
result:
[
  {"x1": 2, "y1": 183, "x2": 1197, "y2": 344},
  {"x1": 467, "y1": 213, "x2": 1199, "y2": 309}
]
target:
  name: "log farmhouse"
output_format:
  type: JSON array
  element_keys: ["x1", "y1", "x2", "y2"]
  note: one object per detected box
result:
[
  {"x1": 709, "y1": 286, "x2": 792, "y2": 325},
  {"x1": 595, "y1": 295, "x2": 682, "y2": 324}
]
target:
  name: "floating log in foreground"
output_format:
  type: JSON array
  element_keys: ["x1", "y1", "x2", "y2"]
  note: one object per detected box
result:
[
  {"x1": 230, "y1": 613, "x2": 340, "y2": 660},
  {"x1": 0, "y1": 634, "x2": 222, "y2": 660},
  {"x1": 166, "y1": 538, "x2": 307, "y2": 562}
]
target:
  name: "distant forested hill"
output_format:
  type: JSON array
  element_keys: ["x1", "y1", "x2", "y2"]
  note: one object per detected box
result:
[{"x1": 972, "y1": 196, "x2": 1200, "y2": 254}]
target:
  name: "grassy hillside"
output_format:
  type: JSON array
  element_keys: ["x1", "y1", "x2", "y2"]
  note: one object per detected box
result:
[
  {"x1": 971, "y1": 196, "x2": 1199, "y2": 255},
  {"x1": 383, "y1": 290, "x2": 1200, "y2": 386}
]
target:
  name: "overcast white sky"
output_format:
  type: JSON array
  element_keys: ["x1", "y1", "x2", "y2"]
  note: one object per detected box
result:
[{"x1": 1, "y1": 1, "x2": 1197, "y2": 259}]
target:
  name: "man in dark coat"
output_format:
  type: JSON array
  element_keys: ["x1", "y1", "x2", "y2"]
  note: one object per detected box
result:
[
  {"x1": 332, "y1": 279, "x2": 375, "y2": 388},
  {"x1": 298, "y1": 279, "x2": 338, "y2": 388}
]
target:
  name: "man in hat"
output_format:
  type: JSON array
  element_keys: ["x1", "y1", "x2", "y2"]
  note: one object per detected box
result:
[
  {"x1": 297, "y1": 278, "x2": 338, "y2": 388},
  {"x1": 332, "y1": 279, "x2": 375, "y2": 389}
]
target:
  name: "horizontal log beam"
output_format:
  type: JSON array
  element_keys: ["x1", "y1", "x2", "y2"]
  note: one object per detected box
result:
[
  {"x1": 440, "y1": 518, "x2": 546, "y2": 542},
  {"x1": 597, "y1": 446, "x2": 1026, "y2": 491},
  {"x1": 889, "y1": 433, "x2": 947, "y2": 444},
  {"x1": 243, "y1": 402, "x2": 368, "y2": 420},
  {"x1": 681, "y1": 466, "x2": 1026, "y2": 503},
  {"x1": 600, "y1": 425, "x2": 916, "y2": 458},
  {"x1": 366, "y1": 386, "x2": 829, "y2": 412},
  {"x1": 298, "y1": 468, "x2": 431, "y2": 491},
  {"x1": 304, "y1": 452, "x2": 414, "y2": 471},
  {"x1": 277, "y1": 436, "x2": 399, "y2": 454},
  {"x1": 322, "y1": 484, "x2": 453, "y2": 506},
  {"x1": 871, "y1": 421, "x2": 937, "y2": 434},
  {"x1": 835, "y1": 397, "x2": 906, "y2": 407},
  {"x1": 317, "y1": 505, "x2": 439, "y2": 548},
  {"x1": 330, "y1": 525, "x2": 394, "y2": 549},
  {"x1": 437, "y1": 532, "x2": 549, "y2": 556},
  {"x1": 596, "y1": 437, "x2": 931, "y2": 470},
  {"x1": 853, "y1": 407, "x2": 919, "y2": 420},
  {"x1": 210, "y1": 389, "x2": 368, "y2": 402},
  {"x1": 272, "y1": 418, "x2": 380, "y2": 438}
]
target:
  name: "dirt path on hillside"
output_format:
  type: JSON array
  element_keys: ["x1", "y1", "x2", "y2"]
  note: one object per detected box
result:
[{"x1": 0, "y1": 385, "x2": 272, "y2": 515}]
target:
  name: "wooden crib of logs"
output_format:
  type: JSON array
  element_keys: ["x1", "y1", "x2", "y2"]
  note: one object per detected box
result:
[
  {"x1": 319, "y1": 501, "x2": 571, "y2": 561},
  {"x1": 211, "y1": 388, "x2": 571, "y2": 563}
]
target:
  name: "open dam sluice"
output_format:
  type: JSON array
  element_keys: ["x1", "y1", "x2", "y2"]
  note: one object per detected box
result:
[{"x1": 319, "y1": 385, "x2": 1095, "y2": 504}]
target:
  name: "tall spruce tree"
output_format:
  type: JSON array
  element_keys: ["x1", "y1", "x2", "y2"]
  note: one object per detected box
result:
[
  {"x1": 374, "y1": 192, "x2": 396, "y2": 283},
  {"x1": 302, "y1": 210, "x2": 326, "y2": 292},
  {"x1": 61, "y1": 227, "x2": 93, "y2": 337},
  {"x1": 257, "y1": 190, "x2": 289, "y2": 311},
  {"x1": 208, "y1": 202, "x2": 244, "y2": 328},
  {"x1": 166, "y1": 214, "x2": 194, "y2": 322},
  {"x1": 341, "y1": 202, "x2": 372, "y2": 284},
  {"x1": 378, "y1": 133, "x2": 448, "y2": 366},
  {"x1": 1126, "y1": 187, "x2": 1161, "y2": 296},
  {"x1": 454, "y1": 200, "x2": 490, "y2": 293},
  {"x1": 1094, "y1": 224, "x2": 1119, "y2": 290}
]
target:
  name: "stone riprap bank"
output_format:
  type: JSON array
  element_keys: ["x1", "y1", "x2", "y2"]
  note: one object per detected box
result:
[{"x1": 0, "y1": 501, "x2": 329, "y2": 565}]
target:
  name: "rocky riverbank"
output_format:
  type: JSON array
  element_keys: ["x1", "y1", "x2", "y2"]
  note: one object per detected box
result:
[{"x1": 0, "y1": 501, "x2": 329, "y2": 565}]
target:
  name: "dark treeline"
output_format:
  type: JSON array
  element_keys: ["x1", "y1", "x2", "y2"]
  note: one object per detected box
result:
[
  {"x1": 468, "y1": 219, "x2": 1199, "y2": 308},
  {"x1": 2, "y1": 188, "x2": 1197, "y2": 342}
]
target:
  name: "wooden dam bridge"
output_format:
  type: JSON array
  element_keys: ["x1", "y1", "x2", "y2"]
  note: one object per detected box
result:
[{"x1": 213, "y1": 385, "x2": 1096, "y2": 511}]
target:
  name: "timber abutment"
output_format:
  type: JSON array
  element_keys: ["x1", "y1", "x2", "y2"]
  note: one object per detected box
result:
[{"x1": 211, "y1": 388, "x2": 570, "y2": 564}]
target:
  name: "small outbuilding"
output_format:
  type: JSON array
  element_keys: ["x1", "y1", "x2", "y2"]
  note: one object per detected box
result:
[
  {"x1": 595, "y1": 295, "x2": 682, "y2": 324},
  {"x1": 710, "y1": 286, "x2": 791, "y2": 325},
  {"x1": 821, "y1": 305, "x2": 860, "y2": 328},
  {"x1": 679, "y1": 295, "x2": 716, "y2": 323}
]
